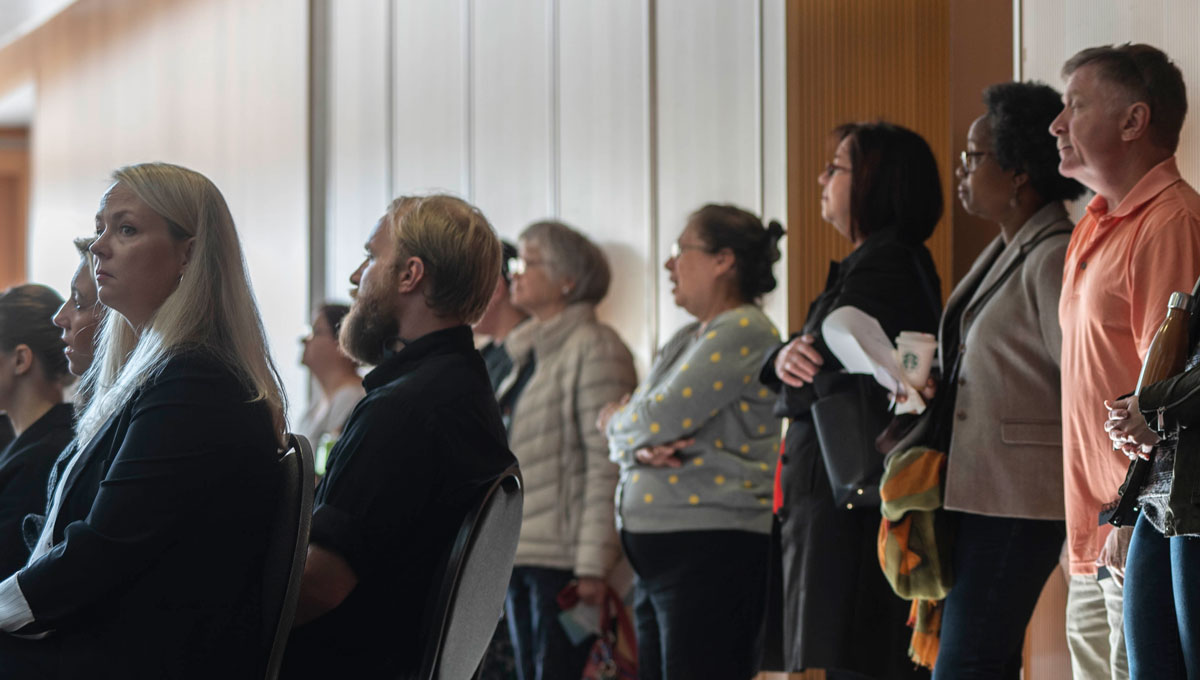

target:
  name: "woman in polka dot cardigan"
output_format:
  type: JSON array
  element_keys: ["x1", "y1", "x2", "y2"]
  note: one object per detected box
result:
[{"x1": 599, "y1": 204, "x2": 785, "y2": 680}]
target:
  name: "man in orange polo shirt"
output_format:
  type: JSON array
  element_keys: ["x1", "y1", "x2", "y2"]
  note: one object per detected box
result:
[{"x1": 1052, "y1": 44, "x2": 1200, "y2": 680}]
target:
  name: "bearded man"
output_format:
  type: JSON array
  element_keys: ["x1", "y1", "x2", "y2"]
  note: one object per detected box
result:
[{"x1": 281, "y1": 194, "x2": 517, "y2": 679}]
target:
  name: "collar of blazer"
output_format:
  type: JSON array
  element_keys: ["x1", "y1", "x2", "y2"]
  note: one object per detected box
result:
[{"x1": 954, "y1": 201, "x2": 1072, "y2": 324}]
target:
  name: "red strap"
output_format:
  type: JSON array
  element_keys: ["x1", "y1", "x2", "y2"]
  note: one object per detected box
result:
[{"x1": 772, "y1": 438, "x2": 785, "y2": 514}]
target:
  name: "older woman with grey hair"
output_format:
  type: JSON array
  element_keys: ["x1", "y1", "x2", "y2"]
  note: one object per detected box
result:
[{"x1": 500, "y1": 220, "x2": 637, "y2": 680}]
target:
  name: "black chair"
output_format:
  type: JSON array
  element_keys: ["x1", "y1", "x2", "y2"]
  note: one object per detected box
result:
[
  {"x1": 262, "y1": 433, "x2": 316, "y2": 680},
  {"x1": 416, "y1": 465, "x2": 524, "y2": 680}
]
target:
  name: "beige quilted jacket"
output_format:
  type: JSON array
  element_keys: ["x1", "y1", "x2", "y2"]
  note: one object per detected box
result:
[{"x1": 500, "y1": 303, "x2": 637, "y2": 578}]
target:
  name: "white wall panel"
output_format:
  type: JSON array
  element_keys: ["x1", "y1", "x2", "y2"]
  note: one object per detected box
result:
[
  {"x1": 323, "y1": 0, "x2": 789, "y2": 371},
  {"x1": 23, "y1": 0, "x2": 309, "y2": 422},
  {"x1": 1021, "y1": 0, "x2": 1200, "y2": 196},
  {"x1": 558, "y1": 0, "x2": 653, "y2": 374},
  {"x1": 761, "y1": 0, "x2": 788, "y2": 333},
  {"x1": 392, "y1": 0, "x2": 469, "y2": 198},
  {"x1": 326, "y1": 0, "x2": 390, "y2": 302},
  {"x1": 471, "y1": 0, "x2": 554, "y2": 234},
  {"x1": 654, "y1": 0, "x2": 763, "y2": 344}
]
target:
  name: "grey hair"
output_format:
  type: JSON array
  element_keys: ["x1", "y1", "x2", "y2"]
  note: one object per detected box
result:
[{"x1": 519, "y1": 220, "x2": 611, "y2": 304}]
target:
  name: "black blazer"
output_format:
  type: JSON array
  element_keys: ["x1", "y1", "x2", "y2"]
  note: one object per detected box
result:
[
  {"x1": 0, "y1": 404, "x2": 74, "y2": 580},
  {"x1": 0, "y1": 352, "x2": 279, "y2": 679}
]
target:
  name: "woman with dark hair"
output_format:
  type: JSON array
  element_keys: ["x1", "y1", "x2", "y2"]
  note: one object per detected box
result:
[
  {"x1": 502, "y1": 221, "x2": 637, "y2": 680},
  {"x1": 929, "y1": 81, "x2": 1084, "y2": 679},
  {"x1": 762, "y1": 121, "x2": 943, "y2": 678},
  {"x1": 0, "y1": 284, "x2": 74, "y2": 580},
  {"x1": 598, "y1": 203, "x2": 784, "y2": 679},
  {"x1": 297, "y1": 302, "x2": 363, "y2": 473}
]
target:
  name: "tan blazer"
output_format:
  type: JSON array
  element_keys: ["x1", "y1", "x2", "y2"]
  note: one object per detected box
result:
[{"x1": 942, "y1": 202, "x2": 1072, "y2": 520}]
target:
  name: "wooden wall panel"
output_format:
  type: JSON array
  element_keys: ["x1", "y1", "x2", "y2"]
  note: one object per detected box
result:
[
  {"x1": 948, "y1": 1, "x2": 1014, "y2": 284},
  {"x1": 0, "y1": 128, "x2": 29, "y2": 290},
  {"x1": 786, "y1": 0, "x2": 952, "y2": 332}
]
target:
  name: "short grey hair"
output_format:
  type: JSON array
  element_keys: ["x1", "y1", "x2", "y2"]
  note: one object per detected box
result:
[{"x1": 519, "y1": 220, "x2": 611, "y2": 305}]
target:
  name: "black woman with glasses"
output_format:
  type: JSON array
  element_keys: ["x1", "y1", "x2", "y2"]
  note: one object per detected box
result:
[
  {"x1": 760, "y1": 121, "x2": 942, "y2": 679},
  {"x1": 929, "y1": 82, "x2": 1083, "y2": 679}
]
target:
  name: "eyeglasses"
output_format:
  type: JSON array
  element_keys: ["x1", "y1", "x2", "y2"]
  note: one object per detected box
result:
[
  {"x1": 669, "y1": 241, "x2": 712, "y2": 259},
  {"x1": 959, "y1": 150, "x2": 990, "y2": 172},
  {"x1": 823, "y1": 162, "x2": 851, "y2": 179},
  {"x1": 507, "y1": 256, "x2": 546, "y2": 276}
]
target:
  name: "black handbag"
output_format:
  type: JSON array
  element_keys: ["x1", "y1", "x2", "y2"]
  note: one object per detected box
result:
[{"x1": 811, "y1": 371, "x2": 894, "y2": 509}]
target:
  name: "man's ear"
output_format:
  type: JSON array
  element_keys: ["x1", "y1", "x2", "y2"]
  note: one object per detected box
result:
[
  {"x1": 1120, "y1": 101, "x2": 1152, "y2": 142},
  {"x1": 395, "y1": 256, "x2": 426, "y2": 294}
]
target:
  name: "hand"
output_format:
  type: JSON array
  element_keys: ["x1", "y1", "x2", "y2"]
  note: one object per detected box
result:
[
  {"x1": 1098, "y1": 525, "x2": 1133, "y2": 588},
  {"x1": 634, "y1": 437, "x2": 695, "y2": 468},
  {"x1": 895, "y1": 378, "x2": 937, "y2": 404},
  {"x1": 596, "y1": 393, "x2": 631, "y2": 433},
  {"x1": 575, "y1": 576, "x2": 606, "y2": 606},
  {"x1": 1105, "y1": 396, "x2": 1160, "y2": 461},
  {"x1": 774, "y1": 334, "x2": 824, "y2": 388}
]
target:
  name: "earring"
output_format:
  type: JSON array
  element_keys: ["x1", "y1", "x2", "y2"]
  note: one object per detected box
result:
[
  {"x1": 1009, "y1": 185, "x2": 1020, "y2": 208},
  {"x1": 561, "y1": 285, "x2": 571, "y2": 295}
]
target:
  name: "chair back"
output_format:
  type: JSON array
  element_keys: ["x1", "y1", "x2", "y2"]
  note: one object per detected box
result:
[
  {"x1": 417, "y1": 465, "x2": 523, "y2": 680},
  {"x1": 262, "y1": 433, "x2": 316, "y2": 680}
]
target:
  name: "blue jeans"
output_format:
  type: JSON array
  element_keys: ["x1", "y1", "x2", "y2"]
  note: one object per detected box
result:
[
  {"x1": 505, "y1": 566, "x2": 593, "y2": 680},
  {"x1": 932, "y1": 512, "x2": 1065, "y2": 680},
  {"x1": 1124, "y1": 512, "x2": 1200, "y2": 679}
]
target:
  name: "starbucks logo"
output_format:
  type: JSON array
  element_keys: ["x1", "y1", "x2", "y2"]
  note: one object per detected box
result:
[{"x1": 901, "y1": 352, "x2": 919, "y2": 372}]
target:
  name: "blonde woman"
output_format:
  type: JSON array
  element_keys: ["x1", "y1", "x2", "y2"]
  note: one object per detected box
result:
[{"x1": 0, "y1": 162, "x2": 286, "y2": 679}]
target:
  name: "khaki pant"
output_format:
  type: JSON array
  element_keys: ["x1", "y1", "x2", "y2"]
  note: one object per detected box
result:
[{"x1": 1067, "y1": 574, "x2": 1128, "y2": 680}]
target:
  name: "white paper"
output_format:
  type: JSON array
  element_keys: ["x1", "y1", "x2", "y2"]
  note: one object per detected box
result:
[{"x1": 820, "y1": 306, "x2": 927, "y2": 414}]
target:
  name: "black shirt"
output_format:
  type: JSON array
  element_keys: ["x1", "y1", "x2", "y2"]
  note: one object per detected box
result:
[
  {"x1": 0, "y1": 403, "x2": 74, "y2": 579},
  {"x1": 282, "y1": 325, "x2": 517, "y2": 679},
  {"x1": 0, "y1": 415, "x2": 13, "y2": 451}
]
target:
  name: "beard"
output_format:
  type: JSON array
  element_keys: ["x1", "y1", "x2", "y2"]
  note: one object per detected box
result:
[{"x1": 339, "y1": 284, "x2": 399, "y2": 366}]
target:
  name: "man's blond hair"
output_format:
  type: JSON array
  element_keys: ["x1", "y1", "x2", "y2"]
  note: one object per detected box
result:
[{"x1": 385, "y1": 194, "x2": 501, "y2": 325}]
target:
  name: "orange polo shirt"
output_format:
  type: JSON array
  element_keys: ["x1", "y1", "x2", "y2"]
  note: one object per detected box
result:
[{"x1": 1059, "y1": 157, "x2": 1200, "y2": 575}]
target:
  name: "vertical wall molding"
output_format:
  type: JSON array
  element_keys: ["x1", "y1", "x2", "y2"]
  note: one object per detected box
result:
[
  {"x1": 307, "y1": 0, "x2": 329, "y2": 321},
  {"x1": 1013, "y1": 0, "x2": 1023, "y2": 80},
  {"x1": 548, "y1": 0, "x2": 560, "y2": 217},
  {"x1": 645, "y1": 0, "x2": 659, "y2": 357},
  {"x1": 754, "y1": 0, "x2": 765, "y2": 218},
  {"x1": 463, "y1": 0, "x2": 474, "y2": 201},
  {"x1": 383, "y1": 0, "x2": 394, "y2": 196}
]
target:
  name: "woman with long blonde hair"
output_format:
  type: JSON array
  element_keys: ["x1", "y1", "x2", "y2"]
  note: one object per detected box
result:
[{"x1": 0, "y1": 162, "x2": 286, "y2": 678}]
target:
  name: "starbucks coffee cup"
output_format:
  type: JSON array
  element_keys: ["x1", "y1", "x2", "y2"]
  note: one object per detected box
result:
[{"x1": 895, "y1": 331, "x2": 937, "y2": 387}]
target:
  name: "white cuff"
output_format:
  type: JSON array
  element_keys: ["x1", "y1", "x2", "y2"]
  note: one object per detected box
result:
[{"x1": 0, "y1": 572, "x2": 35, "y2": 632}]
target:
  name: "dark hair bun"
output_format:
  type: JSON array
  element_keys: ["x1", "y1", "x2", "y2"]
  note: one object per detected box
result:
[{"x1": 691, "y1": 204, "x2": 784, "y2": 301}]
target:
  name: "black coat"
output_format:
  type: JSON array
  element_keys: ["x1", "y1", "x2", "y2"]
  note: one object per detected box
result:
[
  {"x1": 0, "y1": 404, "x2": 74, "y2": 580},
  {"x1": 0, "y1": 352, "x2": 279, "y2": 679},
  {"x1": 761, "y1": 230, "x2": 940, "y2": 676}
]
